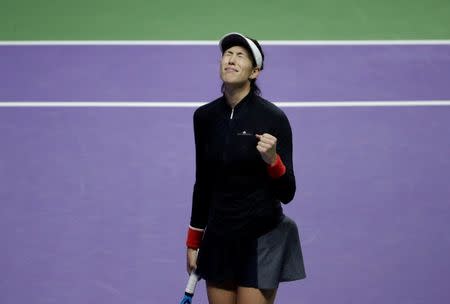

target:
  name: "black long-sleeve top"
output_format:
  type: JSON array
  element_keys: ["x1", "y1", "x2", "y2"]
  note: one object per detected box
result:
[{"x1": 190, "y1": 90, "x2": 296, "y2": 238}]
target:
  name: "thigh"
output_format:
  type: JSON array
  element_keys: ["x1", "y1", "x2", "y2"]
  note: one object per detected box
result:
[
  {"x1": 206, "y1": 281, "x2": 237, "y2": 304},
  {"x1": 237, "y1": 286, "x2": 277, "y2": 304}
]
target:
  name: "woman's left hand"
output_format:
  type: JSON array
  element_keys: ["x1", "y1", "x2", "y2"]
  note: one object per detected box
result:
[{"x1": 256, "y1": 133, "x2": 278, "y2": 165}]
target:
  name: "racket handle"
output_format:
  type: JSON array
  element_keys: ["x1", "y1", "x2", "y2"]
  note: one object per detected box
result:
[{"x1": 185, "y1": 271, "x2": 200, "y2": 294}]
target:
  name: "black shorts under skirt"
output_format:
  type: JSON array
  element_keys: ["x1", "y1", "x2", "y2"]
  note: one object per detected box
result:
[{"x1": 196, "y1": 215, "x2": 306, "y2": 289}]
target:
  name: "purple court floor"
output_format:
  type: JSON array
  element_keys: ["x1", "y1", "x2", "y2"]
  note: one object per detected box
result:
[
  {"x1": 1, "y1": 44, "x2": 450, "y2": 304},
  {"x1": 1, "y1": 45, "x2": 450, "y2": 102}
]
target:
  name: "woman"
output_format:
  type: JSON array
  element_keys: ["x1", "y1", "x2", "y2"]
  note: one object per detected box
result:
[{"x1": 186, "y1": 32, "x2": 306, "y2": 304}]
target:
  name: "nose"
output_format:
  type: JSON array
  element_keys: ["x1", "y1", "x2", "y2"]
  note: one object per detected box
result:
[{"x1": 227, "y1": 54, "x2": 236, "y2": 65}]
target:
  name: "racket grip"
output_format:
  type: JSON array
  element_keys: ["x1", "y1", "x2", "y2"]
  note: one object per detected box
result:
[
  {"x1": 185, "y1": 271, "x2": 200, "y2": 295},
  {"x1": 180, "y1": 293, "x2": 193, "y2": 304}
]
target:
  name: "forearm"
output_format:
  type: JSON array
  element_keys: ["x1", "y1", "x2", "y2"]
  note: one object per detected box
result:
[
  {"x1": 270, "y1": 166, "x2": 296, "y2": 203},
  {"x1": 189, "y1": 181, "x2": 210, "y2": 229},
  {"x1": 268, "y1": 112, "x2": 296, "y2": 203}
]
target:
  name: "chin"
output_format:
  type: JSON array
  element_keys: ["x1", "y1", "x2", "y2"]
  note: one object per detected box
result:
[{"x1": 222, "y1": 77, "x2": 245, "y2": 86}]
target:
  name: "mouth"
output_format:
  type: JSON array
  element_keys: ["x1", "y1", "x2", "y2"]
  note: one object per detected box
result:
[{"x1": 224, "y1": 67, "x2": 238, "y2": 73}]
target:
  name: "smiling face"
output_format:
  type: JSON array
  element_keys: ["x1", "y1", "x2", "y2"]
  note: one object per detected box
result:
[{"x1": 220, "y1": 46, "x2": 260, "y2": 88}]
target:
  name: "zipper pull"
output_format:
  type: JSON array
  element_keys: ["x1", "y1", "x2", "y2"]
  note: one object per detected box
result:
[{"x1": 230, "y1": 108, "x2": 234, "y2": 119}]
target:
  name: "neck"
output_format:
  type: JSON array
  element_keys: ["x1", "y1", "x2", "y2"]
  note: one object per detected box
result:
[{"x1": 224, "y1": 82, "x2": 251, "y2": 108}]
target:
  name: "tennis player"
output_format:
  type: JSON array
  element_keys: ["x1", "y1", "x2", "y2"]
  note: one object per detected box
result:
[{"x1": 185, "y1": 32, "x2": 306, "y2": 304}]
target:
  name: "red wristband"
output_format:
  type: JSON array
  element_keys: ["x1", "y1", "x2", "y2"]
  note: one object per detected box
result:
[
  {"x1": 186, "y1": 226, "x2": 204, "y2": 249},
  {"x1": 267, "y1": 154, "x2": 286, "y2": 179}
]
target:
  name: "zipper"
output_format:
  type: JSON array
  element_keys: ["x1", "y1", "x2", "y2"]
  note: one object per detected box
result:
[{"x1": 224, "y1": 107, "x2": 235, "y2": 164}]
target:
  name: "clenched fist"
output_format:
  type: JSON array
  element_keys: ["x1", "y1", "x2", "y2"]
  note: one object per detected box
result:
[{"x1": 256, "y1": 133, "x2": 277, "y2": 165}]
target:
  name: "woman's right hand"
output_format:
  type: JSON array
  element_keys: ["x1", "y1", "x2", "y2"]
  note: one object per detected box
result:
[{"x1": 186, "y1": 248, "x2": 198, "y2": 274}]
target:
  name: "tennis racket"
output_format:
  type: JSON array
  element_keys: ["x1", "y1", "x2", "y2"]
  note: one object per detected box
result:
[{"x1": 179, "y1": 271, "x2": 200, "y2": 304}]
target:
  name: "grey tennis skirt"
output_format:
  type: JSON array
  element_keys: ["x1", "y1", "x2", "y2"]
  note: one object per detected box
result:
[{"x1": 196, "y1": 215, "x2": 306, "y2": 289}]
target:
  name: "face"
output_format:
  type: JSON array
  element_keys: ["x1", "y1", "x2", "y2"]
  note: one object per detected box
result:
[{"x1": 220, "y1": 46, "x2": 260, "y2": 86}]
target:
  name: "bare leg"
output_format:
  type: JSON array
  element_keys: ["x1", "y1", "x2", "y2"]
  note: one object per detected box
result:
[
  {"x1": 237, "y1": 286, "x2": 277, "y2": 304},
  {"x1": 206, "y1": 281, "x2": 238, "y2": 304}
]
